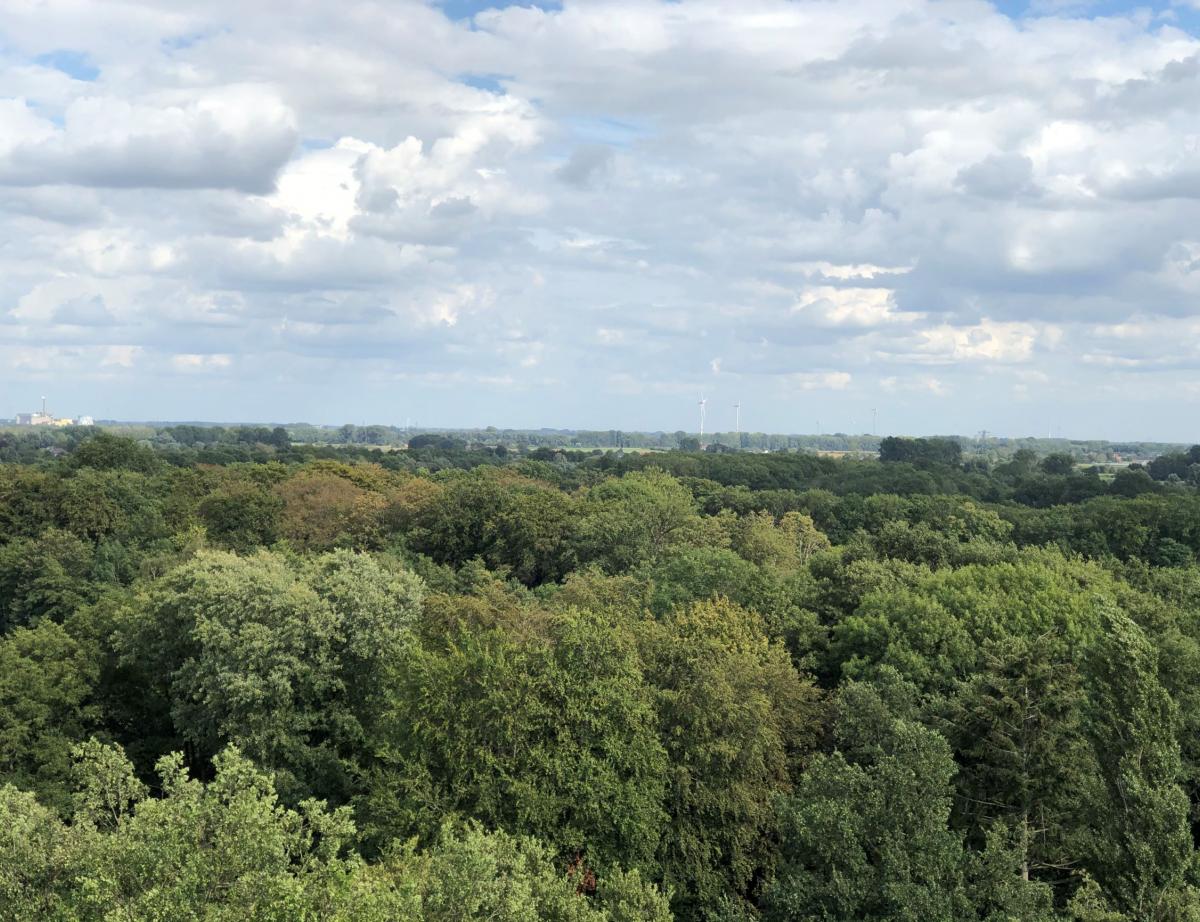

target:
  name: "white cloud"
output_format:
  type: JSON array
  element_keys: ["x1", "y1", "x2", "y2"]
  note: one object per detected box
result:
[
  {"x1": 794, "y1": 261, "x2": 914, "y2": 280},
  {"x1": 782, "y1": 371, "x2": 853, "y2": 391},
  {"x1": 0, "y1": 88, "x2": 297, "y2": 192},
  {"x1": 101, "y1": 345, "x2": 142, "y2": 368},
  {"x1": 791, "y1": 286, "x2": 923, "y2": 328},
  {"x1": 907, "y1": 320, "x2": 1052, "y2": 364},
  {"x1": 172, "y1": 353, "x2": 233, "y2": 371},
  {"x1": 881, "y1": 374, "x2": 947, "y2": 396},
  {"x1": 270, "y1": 140, "x2": 370, "y2": 240}
]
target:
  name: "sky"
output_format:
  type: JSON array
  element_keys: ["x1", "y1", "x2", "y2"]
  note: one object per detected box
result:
[{"x1": 2, "y1": 1, "x2": 1200, "y2": 439}]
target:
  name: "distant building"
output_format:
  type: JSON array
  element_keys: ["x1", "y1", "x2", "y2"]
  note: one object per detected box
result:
[{"x1": 14, "y1": 399, "x2": 91, "y2": 427}]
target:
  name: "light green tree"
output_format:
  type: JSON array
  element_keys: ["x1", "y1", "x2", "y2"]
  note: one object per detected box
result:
[
  {"x1": 575, "y1": 470, "x2": 700, "y2": 573},
  {"x1": 131, "y1": 549, "x2": 423, "y2": 802},
  {"x1": 640, "y1": 597, "x2": 822, "y2": 916},
  {"x1": 0, "y1": 741, "x2": 673, "y2": 921}
]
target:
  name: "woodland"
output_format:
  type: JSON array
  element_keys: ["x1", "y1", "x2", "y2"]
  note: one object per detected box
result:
[{"x1": 3, "y1": 429, "x2": 1200, "y2": 920}]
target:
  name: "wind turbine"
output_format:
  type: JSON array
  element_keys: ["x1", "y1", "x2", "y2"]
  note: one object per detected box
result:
[
  {"x1": 698, "y1": 395, "x2": 707, "y2": 440},
  {"x1": 734, "y1": 402, "x2": 741, "y2": 434}
]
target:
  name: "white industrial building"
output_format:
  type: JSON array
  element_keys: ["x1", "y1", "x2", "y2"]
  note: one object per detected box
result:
[{"x1": 14, "y1": 399, "x2": 93, "y2": 427}]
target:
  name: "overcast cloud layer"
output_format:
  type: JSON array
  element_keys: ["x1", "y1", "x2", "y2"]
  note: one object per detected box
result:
[{"x1": 3, "y1": 0, "x2": 1200, "y2": 438}]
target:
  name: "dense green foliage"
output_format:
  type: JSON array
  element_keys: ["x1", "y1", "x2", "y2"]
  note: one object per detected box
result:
[{"x1": 4, "y1": 431, "x2": 1200, "y2": 919}]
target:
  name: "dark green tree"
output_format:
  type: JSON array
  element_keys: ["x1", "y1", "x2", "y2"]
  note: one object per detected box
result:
[
  {"x1": 364, "y1": 606, "x2": 669, "y2": 874},
  {"x1": 765, "y1": 682, "x2": 971, "y2": 922}
]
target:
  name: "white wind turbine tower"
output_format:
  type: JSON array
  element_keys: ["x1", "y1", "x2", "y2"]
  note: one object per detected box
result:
[
  {"x1": 698, "y1": 395, "x2": 707, "y2": 440},
  {"x1": 734, "y1": 402, "x2": 741, "y2": 434}
]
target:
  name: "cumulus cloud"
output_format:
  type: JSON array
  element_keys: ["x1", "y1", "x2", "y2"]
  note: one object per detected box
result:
[
  {"x1": 172, "y1": 353, "x2": 233, "y2": 371},
  {"x1": 0, "y1": 89, "x2": 297, "y2": 192},
  {"x1": 791, "y1": 286, "x2": 923, "y2": 328},
  {"x1": 906, "y1": 320, "x2": 1052, "y2": 365},
  {"x1": 957, "y1": 154, "x2": 1039, "y2": 200},
  {"x1": 0, "y1": 0, "x2": 1199, "y2": 436},
  {"x1": 557, "y1": 144, "x2": 615, "y2": 187},
  {"x1": 52, "y1": 294, "x2": 117, "y2": 326}
]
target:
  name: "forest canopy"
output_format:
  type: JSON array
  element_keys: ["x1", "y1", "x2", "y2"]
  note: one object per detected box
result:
[{"x1": 3, "y1": 430, "x2": 1200, "y2": 920}]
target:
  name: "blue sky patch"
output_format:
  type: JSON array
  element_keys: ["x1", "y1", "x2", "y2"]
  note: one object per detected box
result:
[
  {"x1": 994, "y1": 0, "x2": 1200, "y2": 31},
  {"x1": 162, "y1": 32, "x2": 210, "y2": 51},
  {"x1": 562, "y1": 115, "x2": 652, "y2": 147},
  {"x1": 33, "y1": 49, "x2": 99, "y2": 81},
  {"x1": 437, "y1": 0, "x2": 561, "y2": 21},
  {"x1": 460, "y1": 72, "x2": 509, "y2": 93}
]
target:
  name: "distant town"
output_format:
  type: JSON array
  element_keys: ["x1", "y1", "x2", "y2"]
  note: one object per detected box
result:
[{"x1": 12, "y1": 398, "x2": 93, "y2": 428}]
